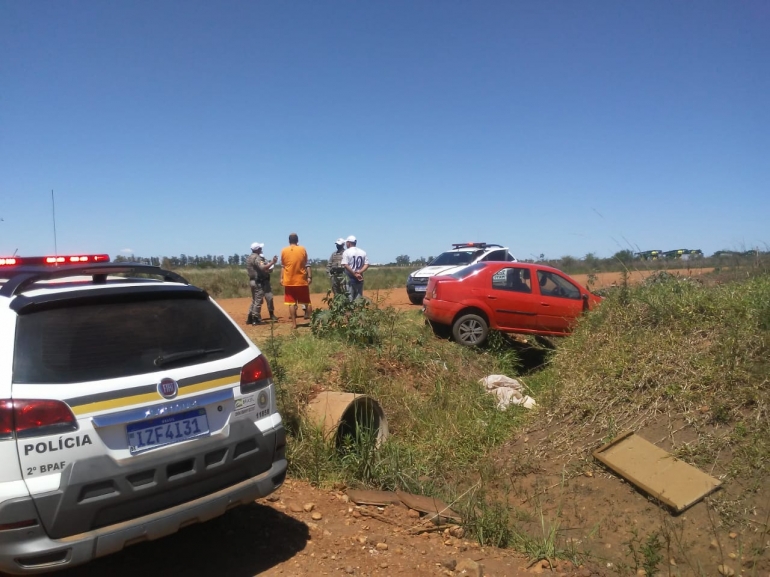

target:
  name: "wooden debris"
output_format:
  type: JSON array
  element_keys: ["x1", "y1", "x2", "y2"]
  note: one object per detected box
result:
[{"x1": 593, "y1": 431, "x2": 721, "y2": 512}]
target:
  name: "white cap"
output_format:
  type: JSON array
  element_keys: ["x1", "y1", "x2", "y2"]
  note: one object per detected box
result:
[
  {"x1": 346, "y1": 235, "x2": 357, "y2": 243},
  {"x1": 250, "y1": 242, "x2": 264, "y2": 251},
  {"x1": 335, "y1": 238, "x2": 345, "y2": 245}
]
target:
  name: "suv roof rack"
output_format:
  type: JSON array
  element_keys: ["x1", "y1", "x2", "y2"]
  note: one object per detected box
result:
[
  {"x1": 0, "y1": 262, "x2": 189, "y2": 299},
  {"x1": 451, "y1": 243, "x2": 503, "y2": 250}
]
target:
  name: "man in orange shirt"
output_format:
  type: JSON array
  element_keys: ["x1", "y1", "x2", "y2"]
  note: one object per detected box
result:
[{"x1": 280, "y1": 232, "x2": 312, "y2": 329}]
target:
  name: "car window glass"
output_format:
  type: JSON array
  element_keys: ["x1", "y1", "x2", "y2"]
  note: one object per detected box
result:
[
  {"x1": 451, "y1": 263, "x2": 485, "y2": 279},
  {"x1": 429, "y1": 250, "x2": 478, "y2": 267},
  {"x1": 536, "y1": 271, "x2": 581, "y2": 299},
  {"x1": 481, "y1": 250, "x2": 506, "y2": 262},
  {"x1": 491, "y1": 267, "x2": 532, "y2": 293},
  {"x1": 13, "y1": 297, "x2": 249, "y2": 384}
]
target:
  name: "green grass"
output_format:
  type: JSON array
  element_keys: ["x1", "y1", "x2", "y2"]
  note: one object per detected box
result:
[
  {"x1": 259, "y1": 301, "x2": 534, "y2": 496},
  {"x1": 249, "y1": 266, "x2": 770, "y2": 563}
]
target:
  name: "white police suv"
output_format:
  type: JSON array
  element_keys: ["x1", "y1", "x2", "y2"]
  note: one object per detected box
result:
[
  {"x1": 406, "y1": 243, "x2": 517, "y2": 304},
  {"x1": 0, "y1": 255, "x2": 286, "y2": 574}
]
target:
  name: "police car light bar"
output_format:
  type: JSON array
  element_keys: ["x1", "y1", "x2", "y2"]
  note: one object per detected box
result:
[
  {"x1": 0, "y1": 254, "x2": 110, "y2": 267},
  {"x1": 452, "y1": 242, "x2": 487, "y2": 249}
]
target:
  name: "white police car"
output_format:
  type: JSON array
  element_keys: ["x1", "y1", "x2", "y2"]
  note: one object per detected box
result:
[
  {"x1": 406, "y1": 243, "x2": 517, "y2": 304},
  {"x1": 0, "y1": 255, "x2": 286, "y2": 574}
]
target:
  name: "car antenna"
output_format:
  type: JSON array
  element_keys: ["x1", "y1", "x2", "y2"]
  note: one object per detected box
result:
[{"x1": 51, "y1": 189, "x2": 58, "y2": 256}]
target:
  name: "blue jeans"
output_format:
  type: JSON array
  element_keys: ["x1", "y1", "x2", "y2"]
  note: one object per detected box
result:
[{"x1": 347, "y1": 278, "x2": 364, "y2": 300}]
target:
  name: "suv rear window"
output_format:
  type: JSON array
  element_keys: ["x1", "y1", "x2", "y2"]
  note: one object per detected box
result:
[{"x1": 13, "y1": 297, "x2": 248, "y2": 384}]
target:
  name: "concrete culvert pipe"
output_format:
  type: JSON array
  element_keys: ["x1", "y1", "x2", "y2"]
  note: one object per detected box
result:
[{"x1": 305, "y1": 392, "x2": 389, "y2": 447}]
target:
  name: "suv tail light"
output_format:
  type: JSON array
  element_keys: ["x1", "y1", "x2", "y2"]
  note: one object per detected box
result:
[
  {"x1": 240, "y1": 355, "x2": 273, "y2": 394},
  {"x1": 0, "y1": 400, "x2": 78, "y2": 439},
  {"x1": 0, "y1": 400, "x2": 13, "y2": 439}
]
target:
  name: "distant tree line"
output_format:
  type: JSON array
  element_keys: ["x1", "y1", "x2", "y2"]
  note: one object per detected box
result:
[{"x1": 112, "y1": 248, "x2": 766, "y2": 273}]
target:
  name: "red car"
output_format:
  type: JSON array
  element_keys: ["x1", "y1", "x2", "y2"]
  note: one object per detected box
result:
[{"x1": 423, "y1": 262, "x2": 602, "y2": 346}]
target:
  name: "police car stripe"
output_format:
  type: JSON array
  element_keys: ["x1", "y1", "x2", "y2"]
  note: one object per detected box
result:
[{"x1": 66, "y1": 368, "x2": 241, "y2": 415}]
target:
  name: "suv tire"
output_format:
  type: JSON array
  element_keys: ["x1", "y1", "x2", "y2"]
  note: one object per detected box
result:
[
  {"x1": 452, "y1": 313, "x2": 489, "y2": 346},
  {"x1": 408, "y1": 294, "x2": 424, "y2": 305}
]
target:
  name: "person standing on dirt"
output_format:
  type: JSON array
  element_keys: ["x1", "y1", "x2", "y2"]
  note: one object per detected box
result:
[
  {"x1": 246, "y1": 242, "x2": 278, "y2": 325},
  {"x1": 327, "y1": 238, "x2": 347, "y2": 297},
  {"x1": 280, "y1": 232, "x2": 313, "y2": 329},
  {"x1": 341, "y1": 235, "x2": 369, "y2": 300}
]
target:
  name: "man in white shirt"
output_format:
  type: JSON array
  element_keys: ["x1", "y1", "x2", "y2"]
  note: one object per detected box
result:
[{"x1": 341, "y1": 235, "x2": 369, "y2": 300}]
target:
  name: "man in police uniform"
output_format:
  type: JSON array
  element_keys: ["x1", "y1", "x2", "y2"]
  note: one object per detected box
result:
[
  {"x1": 246, "y1": 242, "x2": 278, "y2": 325},
  {"x1": 326, "y1": 238, "x2": 347, "y2": 297}
]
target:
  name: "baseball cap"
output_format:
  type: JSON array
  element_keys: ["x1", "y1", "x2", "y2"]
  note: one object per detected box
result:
[
  {"x1": 250, "y1": 242, "x2": 264, "y2": 250},
  {"x1": 335, "y1": 238, "x2": 345, "y2": 245},
  {"x1": 346, "y1": 235, "x2": 357, "y2": 243}
]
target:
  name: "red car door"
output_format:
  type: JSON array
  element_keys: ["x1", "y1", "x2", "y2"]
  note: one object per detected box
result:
[
  {"x1": 533, "y1": 269, "x2": 585, "y2": 333},
  {"x1": 483, "y1": 265, "x2": 540, "y2": 332}
]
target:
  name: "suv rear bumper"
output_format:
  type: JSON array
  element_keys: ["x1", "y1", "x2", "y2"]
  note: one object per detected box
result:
[{"x1": 0, "y1": 427, "x2": 287, "y2": 575}]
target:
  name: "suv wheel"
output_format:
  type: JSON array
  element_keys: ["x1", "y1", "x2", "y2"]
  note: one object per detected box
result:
[
  {"x1": 408, "y1": 294, "x2": 424, "y2": 305},
  {"x1": 452, "y1": 314, "x2": 489, "y2": 346}
]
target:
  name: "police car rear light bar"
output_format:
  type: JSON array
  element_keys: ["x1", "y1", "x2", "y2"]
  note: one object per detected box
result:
[
  {"x1": 451, "y1": 243, "x2": 503, "y2": 249},
  {"x1": 0, "y1": 254, "x2": 109, "y2": 267},
  {"x1": 0, "y1": 262, "x2": 190, "y2": 298}
]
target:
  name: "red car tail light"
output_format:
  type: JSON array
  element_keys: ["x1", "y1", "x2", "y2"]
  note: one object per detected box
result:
[
  {"x1": 240, "y1": 355, "x2": 273, "y2": 394},
  {"x1": 0, "y1": 400, "x2": 13, "y2": 439},
  {"x1": 0, "y1": 399, "x2": 78, "y2": 439},
  {"x1": 0, "y1": 258, "x2": 19, "y2": 267}
]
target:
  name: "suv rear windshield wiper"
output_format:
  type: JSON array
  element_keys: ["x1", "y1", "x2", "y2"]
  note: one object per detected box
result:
[{"x1": 154, "y1": 348, "x2": 224, "y2": 367}]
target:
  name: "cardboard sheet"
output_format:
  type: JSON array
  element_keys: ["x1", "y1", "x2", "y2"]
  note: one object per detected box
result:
[
  {"x1": 346, "y1": 489, "x2": 403, "y2": 507},
  {"x1": 593, "y1": 431, "x2": 721, "y2": 513},
  {"x1": 395, "y1": 491, "x2": 462, "y2": 522}
]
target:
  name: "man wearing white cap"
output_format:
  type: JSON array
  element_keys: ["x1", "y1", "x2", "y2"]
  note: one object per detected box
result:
[
  {"x1": 341, "y1": 235, "x2": 369, "y2": 300},
  {"x1": 326, "y1": 238, "x2": 347, "y2": 297},
  {"x1": 246, "y1": 242, "x2": 278, "y2": 325}
]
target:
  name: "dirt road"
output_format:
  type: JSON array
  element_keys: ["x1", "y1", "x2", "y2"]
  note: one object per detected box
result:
[{"x1": 59, "y1": 479, "x2": 551, "y2": 577}]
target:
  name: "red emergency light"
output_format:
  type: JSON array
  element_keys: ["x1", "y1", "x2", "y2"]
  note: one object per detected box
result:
[{"x1": 0, "y1": 254, "x2": 110, "y2": 267}]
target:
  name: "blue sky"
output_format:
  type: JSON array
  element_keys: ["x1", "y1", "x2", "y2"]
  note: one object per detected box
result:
[{"x1": 1, "y1": 1, "x2": 768, "y2": 264}]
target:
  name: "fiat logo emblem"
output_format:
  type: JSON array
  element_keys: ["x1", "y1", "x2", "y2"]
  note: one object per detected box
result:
[{"x1": 157, "y1": 378, "x2": 179, "y2": 399}]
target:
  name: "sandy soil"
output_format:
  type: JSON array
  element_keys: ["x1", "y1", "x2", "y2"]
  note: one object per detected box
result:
[{"x1": 60, "y1": 479, "x2": 601, "y2": 577}]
